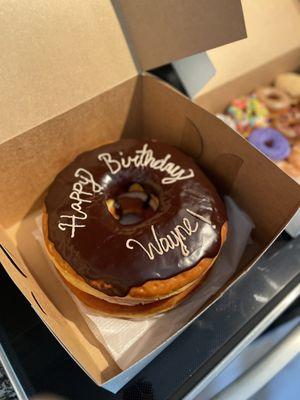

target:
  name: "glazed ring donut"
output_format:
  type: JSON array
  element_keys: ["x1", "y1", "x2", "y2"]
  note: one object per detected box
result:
[
  {"x1": 248, "y1": 128, "x2": 291, "y2": 161},
  {"x1": 256, "y1": 86, "x2": 292, "y2": 113},
  {"x1": 275, "y1": 72, "x2": 300, "y2": 101},
  {"x1": 44, "y1": 139, "x2": 227, "y2": 310},
  {"x1": 272, "y1": 106, "x2": 300, "y2": 141}
]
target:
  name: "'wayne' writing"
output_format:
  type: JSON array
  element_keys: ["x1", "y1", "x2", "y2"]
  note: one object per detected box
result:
[
  {"x1": 58, "y1": 168, "x2": 103, "y2": 238},
  {"x1": 126, "y1": 209, "x2": 215, "y2": 259},
  {"x1": 98, "y1": 143, "x2": 194, "y2": 184}
]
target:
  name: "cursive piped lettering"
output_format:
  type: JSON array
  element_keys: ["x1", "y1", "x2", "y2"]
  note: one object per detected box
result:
[
  {"x1": 98, "y1": 143, "x2": 194, "y2": 185},
  {"x1": 126, "y1": 208, "x2": 214, "y2": 260},
  {"x1": 58, "y1": 168, "x2": 103, "y2": 238}
]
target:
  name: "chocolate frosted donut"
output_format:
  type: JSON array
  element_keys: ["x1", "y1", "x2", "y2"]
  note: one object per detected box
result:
[{"x1": 43, "y1": 139, "x2": 227, "y2": 313}]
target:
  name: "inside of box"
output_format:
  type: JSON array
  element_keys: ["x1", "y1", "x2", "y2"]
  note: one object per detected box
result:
[
  {"x1": 196, "y1": 48, "x2": 300, "y2": 113},
  {"x1": 0, "y1": 73, "x2": 299, "y2": 383}
]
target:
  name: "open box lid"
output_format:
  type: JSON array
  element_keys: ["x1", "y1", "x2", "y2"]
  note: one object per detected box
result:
[
  {"x1": 194, "y1": 0, "x2": 300, "y2": 104},
  {"x1": 115, "y1": 0, "x2": 246, "y2": 71},
  {"x1": 0, "y1": 0, "x2": 246, "y2": 145}
]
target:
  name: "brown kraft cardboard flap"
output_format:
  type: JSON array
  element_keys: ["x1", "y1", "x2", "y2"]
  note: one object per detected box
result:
[
  {"x1": 0, "y1": 0, "x2": 246, "y2": 147},
  {"x1": 0, "y1": 0, "x2": 136, "y2": 145},
  {"x1": 115, "y1": 0, "x2": 247, "y2": 71}
]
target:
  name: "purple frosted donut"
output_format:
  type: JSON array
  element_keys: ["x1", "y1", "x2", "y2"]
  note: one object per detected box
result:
[{"x1": 248, "y1": 128, "x2": 291, "y2": 161}]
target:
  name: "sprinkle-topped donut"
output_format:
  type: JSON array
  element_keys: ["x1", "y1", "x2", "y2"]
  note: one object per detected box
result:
[
  {"x1": 43, "y1": 139, "x2": 227, "y2": 306},
  {"x1": 226, "y1": 95, "x2": 269, "y2": 137}
]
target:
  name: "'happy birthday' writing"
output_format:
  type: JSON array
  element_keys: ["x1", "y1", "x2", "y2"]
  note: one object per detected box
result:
[
  {"x1": 58, "y1": 144, "x2": 195, "y2": 238},
  {"x1": 98, "y1": 143, "x2": 194, "y2": 184},
  {"x1": 58, "y1": 168, "x2": 103, "y2": 238}
]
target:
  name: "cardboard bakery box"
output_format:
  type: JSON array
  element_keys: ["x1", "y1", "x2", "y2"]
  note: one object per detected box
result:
[
  {"x1": 194, "y1": 0, "x2": 300, "y2": 237},
  {"x1": 0, "y1": 0, "x2": 299, "y2": 393}
]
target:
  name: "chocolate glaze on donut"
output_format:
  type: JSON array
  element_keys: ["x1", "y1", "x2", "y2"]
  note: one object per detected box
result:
[{"x1": 45, "y1": 139, "x2": 226, "y2": 296}]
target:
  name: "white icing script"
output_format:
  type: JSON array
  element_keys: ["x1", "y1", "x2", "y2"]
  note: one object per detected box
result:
[
  {"x1": 126, "y1": 209, "x2": 216, "y2": 260},
  {"x1": 58, "y1": 168, "x2": 103, "y2": 238},
  {"x1": 98, "y1": 143, "x2": 194, "y2": 184}
]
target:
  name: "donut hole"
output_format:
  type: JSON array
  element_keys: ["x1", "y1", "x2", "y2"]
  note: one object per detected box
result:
[
  {"x1": 106, "y1": 183, "x2": 160, "y2": 225},
  {"x1": 268, "y1": 93, "x2": 280, "y2": 101},
  {"x1": 265, "y1": 139, "x2": 274, "y2": 148}
]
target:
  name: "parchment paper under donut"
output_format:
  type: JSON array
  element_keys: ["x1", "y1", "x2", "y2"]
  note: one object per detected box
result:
[{"x1": 34, "y1": 197, "x2": 253, "y2": 370}]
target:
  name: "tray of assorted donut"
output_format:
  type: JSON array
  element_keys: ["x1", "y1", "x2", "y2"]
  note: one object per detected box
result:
[
  {"x1": 215, "y1": 70, "x2": 300, "y2": 238},
  {"x1": 196, "y1": 54, "x2": 300, "y2": 238},
  {"x1": 194, "y1": 0, "x2": 300, "y2": 239},
  {"x1": 0, "y1": 0, "x2": 299, "y2": 394}
]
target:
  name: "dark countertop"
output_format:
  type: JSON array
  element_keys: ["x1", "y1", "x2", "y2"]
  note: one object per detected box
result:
[{"x1": 0, "y1": 365, "x2": 17, "y2": 400}]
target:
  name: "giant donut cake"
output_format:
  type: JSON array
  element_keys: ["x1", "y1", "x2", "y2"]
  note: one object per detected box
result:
[{"x1": 43, "y1": 139, "x2": 227, "y2": 318}]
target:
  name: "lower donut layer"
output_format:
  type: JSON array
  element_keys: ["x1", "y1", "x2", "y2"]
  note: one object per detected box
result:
[{"x1": 61, "y1": 274, "x2": 205, "y2": 319}]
